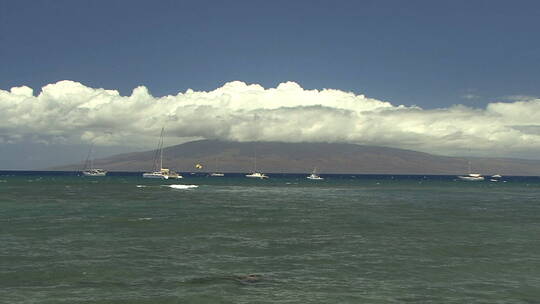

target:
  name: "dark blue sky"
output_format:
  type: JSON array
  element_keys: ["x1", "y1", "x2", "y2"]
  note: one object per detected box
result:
[{"x1": 1, "y1": 0, "x2": 539, "y2": 108}]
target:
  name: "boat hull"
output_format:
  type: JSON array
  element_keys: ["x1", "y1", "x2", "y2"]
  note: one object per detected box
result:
[
  {"x1": 246, "y1": 173, "x2": 268, "y2": 179},
  {"x1": 458, "y1": 176, "x2": 485, "y2": 181},
  {"x1": 82, "y1": 170, "x2": 107, "y2": 177},
  {"x1": 142, "y1": 173, "x2": 169, "y2": 179}
]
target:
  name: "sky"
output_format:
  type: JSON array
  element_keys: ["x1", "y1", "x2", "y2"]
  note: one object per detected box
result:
[{"x1": 1, "y1": 0, "x2": 540, "y2": 169}]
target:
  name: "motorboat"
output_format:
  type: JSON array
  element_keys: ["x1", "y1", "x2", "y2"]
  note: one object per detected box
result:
[{"x1": 246, "y1": 172, "x2": 268, "y2": 179}]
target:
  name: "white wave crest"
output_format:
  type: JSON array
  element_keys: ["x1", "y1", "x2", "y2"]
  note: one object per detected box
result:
[{"x1": 168, "y1": 184, "x2": 199, "y2": 189}]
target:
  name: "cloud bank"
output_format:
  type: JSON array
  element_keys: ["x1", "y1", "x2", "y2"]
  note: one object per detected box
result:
[{"x1": 1, "y1": 80, "x2": 540, "y2": 158}]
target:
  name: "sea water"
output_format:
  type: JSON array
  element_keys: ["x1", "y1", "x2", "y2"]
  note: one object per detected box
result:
[{"x1": 1, "y1": 172, "x2": 539, "y2": 303}]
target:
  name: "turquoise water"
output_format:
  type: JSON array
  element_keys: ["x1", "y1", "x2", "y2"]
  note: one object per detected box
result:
[{"x1": 1, "y1": 173, "x2": 539, "y2": 303}]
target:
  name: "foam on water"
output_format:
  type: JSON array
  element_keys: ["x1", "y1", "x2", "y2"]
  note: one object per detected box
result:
[{"x1": 168, "y1": 184, "x2": 199, "y2": 189}]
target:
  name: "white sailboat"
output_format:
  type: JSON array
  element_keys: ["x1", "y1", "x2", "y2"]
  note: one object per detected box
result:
[
  {"x1": 81, "y1": 144, "x2": 107, "y2": 177},
  {"x1": 142, "y1": 128, "x2": 182, "y2": 180},
  {"x1": 209, "y1": 157, "x2": 225, "y2": 177},
  {"x1": 307, "y1": 168, "x2": 324, "y2": 180},
  {"x1": 458, "y1": 160, "x2": 484, "y2": 181},
  {"x1": 82, "y1": 168, "x2": 107, "y2": 177},
  {"x1": 245, "y1": 145, "x2": 268, "y2": 179}
]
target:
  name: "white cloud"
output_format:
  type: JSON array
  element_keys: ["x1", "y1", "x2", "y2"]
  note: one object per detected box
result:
[
  {"x1": 502, "y1": 95, "x2": 538, "y2": 102},
  {"x1": 1, "y1": 80, "x2": 540, "y2": 158}
]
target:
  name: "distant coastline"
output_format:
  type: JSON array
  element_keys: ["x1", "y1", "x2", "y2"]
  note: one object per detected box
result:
[{"x1": 43, "y1": 140, "x2": 540, "y2": 176}]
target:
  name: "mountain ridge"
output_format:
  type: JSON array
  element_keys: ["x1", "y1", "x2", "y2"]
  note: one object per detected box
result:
[{"x1": 49, "y1": 140, "x2": 540, "y2": 175}]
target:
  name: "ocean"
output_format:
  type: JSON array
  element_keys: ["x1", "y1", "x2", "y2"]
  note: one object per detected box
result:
[{"x1": 1, "y1": 172, "x2": 539, "y2": 303}]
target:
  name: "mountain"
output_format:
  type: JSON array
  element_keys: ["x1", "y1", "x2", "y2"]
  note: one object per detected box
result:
[{"x1": 49, "y1": 140, "x2": 540, "y2": 175}]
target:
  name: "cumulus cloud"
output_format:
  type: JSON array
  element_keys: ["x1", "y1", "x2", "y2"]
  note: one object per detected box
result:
[{"x1": 1, "y1": 80, "x2": 540, "y2": 158}]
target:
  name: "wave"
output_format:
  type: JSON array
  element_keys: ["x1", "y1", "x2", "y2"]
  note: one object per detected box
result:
[{"x1": 168, "y1": 184, "x2": 199, "y2": 190}]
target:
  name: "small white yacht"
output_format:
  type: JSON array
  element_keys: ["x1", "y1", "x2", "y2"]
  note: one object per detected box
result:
[
  {"x1": 82, "y1": 168, "x2": 107, "y2": 177},
  {"x1": 458, "y1": 173, "x2": 485, "y2": 181},
  {"x1": 246, "y1": 172, "x2": 268, "y2": 179},
  {"x1": 245, "y1": 144, "x2": 268, "y2": 179},
  {"x1": 307, "y1": 168, "x2": 324, "y2": 180},
  {"x1": 143, "y1": 127, "x2": 182, "y2": 180},
  {"x1": 209, "y1": 158, "x2": 225, "y2": 177},
  {"x1": 143, "y1": 168, "x2": 182, "y2": 180},
  {"x1": 458, "y1": 160, "x2": 484, "y2": 181},
  {"x1": 81, "y1": 144, "x2": 107, "y2": 177}
]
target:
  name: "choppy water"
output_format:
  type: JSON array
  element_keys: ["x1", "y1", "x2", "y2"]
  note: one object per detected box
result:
[{"x1": 1, "y1": 172, "x2": 539, "y2": 303}]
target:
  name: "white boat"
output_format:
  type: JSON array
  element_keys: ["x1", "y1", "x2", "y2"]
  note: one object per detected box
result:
[
  {"x1": 81, "y1": 144, "x2": 107, "y2": 177},
  {"x1": 245, "y1": 144, "x2": 268, "y2": 179},
  {"x1": 143, "y1": 128, "x2": 182, "y2": 180},
  {"x1": 143, "y1": 168, "x2": 181, "y2": 179},
  {"x1": 246, "y1": 172, "x2": 268, "y2": 179},
  {"x1": 209, "y1": 158, "x2": 225, "y2": 177},
  {"x1": 82, "y1": 168, "x2": 107, "y2": 177},
  {"x1": 457, "y1": 161, "x2": 484, "y2": 181},
  {"x1": 307, "y1": 168, "x2": 324, "y2": 180},
  {"x1": 491, "y1": 174, "x2": 502, "y2": 178},
  {"x1": 458, "y1": 173, "x2": 485, "y2": 181}
]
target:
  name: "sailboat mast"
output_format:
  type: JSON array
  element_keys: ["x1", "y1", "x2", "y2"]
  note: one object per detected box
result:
[
  {"x1": 84, "y1": 144, "x2": 94, "y2": 170},
  {"x1": 159, "y1": 127, "x2": 164, "y2": 170},
  {"x1": 253, "y1": 145, "x2": 257, "y2": 172}
]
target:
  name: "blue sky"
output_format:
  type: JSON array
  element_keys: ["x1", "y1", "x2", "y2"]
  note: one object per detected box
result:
[
  {"x1": 2, "y1": 0, "x2": 540, "y2": 169},
  {"x1": 2, "y1": 0, "x2": 539, "y2": 108}
]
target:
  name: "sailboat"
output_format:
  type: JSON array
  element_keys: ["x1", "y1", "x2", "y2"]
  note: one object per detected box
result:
[
  {"x1": 81, "y1": 144, "x2": 107, "y2": 177},
  {"x1": 457, "y1": 160, "x2": 484, "y2": 181},
  {"x1": 142, "y1": 128, "x2": 182, "y2": 179},
  {"x1": 209, "y1": 157, "x2": 225, "y2": 177},
  {"x1": 307, "y1": 168, "x2": 324, "y2": 180},
  {"x1": 245, "y1": 145, "x2": 268, "y2": 179}
]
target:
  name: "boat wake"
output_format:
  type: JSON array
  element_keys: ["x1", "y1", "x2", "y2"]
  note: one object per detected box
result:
[
  {"x1": 167, "y1": 184, "x2": 199, "y2": 190},
  {"x1": 128, "y1": 217, "x2": 153, "y2": 221}
]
